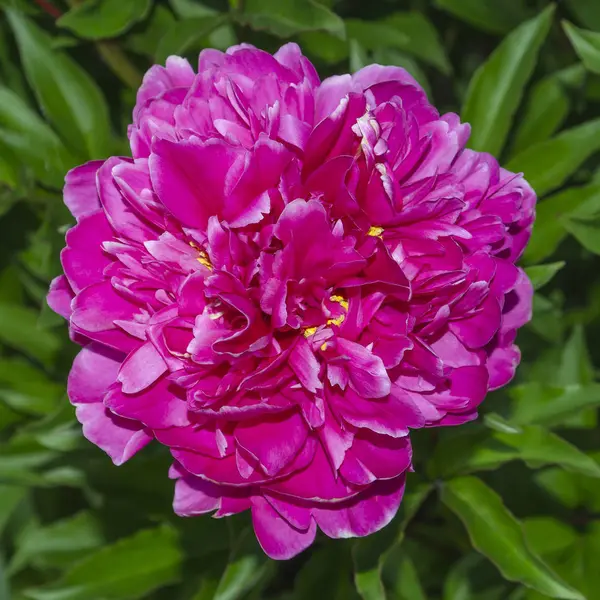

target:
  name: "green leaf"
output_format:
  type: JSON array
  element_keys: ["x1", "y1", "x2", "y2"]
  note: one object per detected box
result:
[
  {"x1": 0, "y1": 485, "x2": 25, "y2": 535},
  {"x1": 525, "y1": 184, "x2": 600, "y2": 263},
  {"x1": 0, "y1": 358, "x2": 63, "y2": 416},
  {"x1": 237, "y1": 0, "x2": 345, "y2": 38},
  {"x1": 529, "y1": 293, "x2": 564, "y2": 342},
  {"x1": 353, "y1": 481, "x2": 431, "y2": 600},
  {"x1": 0, "y1": 86, "x2": 75, "y2": 188},
  {"x1": 395, "y1": 555, "x2": 426, "y2": 600},
  {"x1": 126, "y1": 5, "x2": 176, "y2": 58},
  {"x1": 434, "y1": 0, "x2": 528, "y2": 35},
  {"x1": 168, "y1": 0, "x2": 217, "y2": 18},
  {"x1": 442, "y1": 477, "x2": 584, "y2": 599},
  {"x1": 430, "y1": 416, "x2": 600, "y2": 479},
  {"x1": 295, "y1": 545, "x2": 360, "y2": 600},
  {"x1": 525, "y1": 262, "x2": 565, "y2": 290},
  {"x1": 6, "y1": 11, "x2": 111, "y2": 160},
  {"x1": 155, "y1": 16, "x2": 227, "y2": 64},
  {"x1": 0, "y1": 303, "x2": 59, "y2": 366},
  {"x1": 509, "y1": 382, "x2": 600, "y2": 427},
  {"x1": 522, "y1": 518, "x2": 578, "y2": 557},
  {"x1": 565, "y1": 0, "x2": 600, "y2": 31},
  {"x1": 562, "y1": 211, "x2": 600, "y2": 253},
  {"x1": 349, "y1": 40, "x2": 368, "y2": 73},
  {"x1": 353, "y1": 532, "x2": 393, "y2": 600},
  {"x1": 25, "y1": 525, "x2": 182, "y2": 600},
  {"x1": 506, "y1": 119, "x2": 600, "y2": 197},
  {"x1": 557, "y1": 325, "x2": 594, "y2": 387},
  {"x1": 536, "y1": 456, "x2": 600, "y2": 512},
  {"x1": 563, "y1": 21, "x2": 600, "y2": 74},
  {"x1": 299, "y1": 31, "x2": 348, "y2": 64},
  {"x1": 10, "y1": 512, "x2": 104, "y2": 574},
  {"x1": 462, "y1": 5, "x2": 554, "y2": 157},
  {"x1": 213, "y1": 535, "x2": 270, "y2": 600},
  {"x1": 57, "y1": 0, "x2": 152, "y2": 40},
  {"x1": 346, "y1": 12, "x2": 450, "y2": 74},
  {"x1": 443, "y1": 554, "x2": 484, "y2": 600},
  {"x1": 511, "y1": 65, "x2": 586, "y2": 155}
]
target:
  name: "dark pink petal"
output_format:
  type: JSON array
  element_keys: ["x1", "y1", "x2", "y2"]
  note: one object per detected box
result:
[
  {"x1": 47, "y1": 275, "x2": 74, "y2": 320},
  {"x1": 68, "y1": 343, "x2": 123, "y2": 405},
  {"x1": 97, "y1": 157, "x2": 157, "y2": 243},
  {"x1": 312, "y1": 475, "x2": 405, "y2": 539},
  {"x1": 71, "y1": 281, "x2": 138, "y2": 335},
  {"x1": 75, "y1": 403, "x2": 151, "y2": 465},
  {"x1": 61, "y1": 211, "x2": 113, "y2": 293},
  {"x1": 252, "y1": 496, "x2": 317, "y2": 560},
  {"x1": 63, "y1": 160, "x2": 104, "y2": 221},
  {"x1": 267, "y1": 442, "x2": 358, "y2": 502},
  {"x1": 117, "y1": 342, "x2": 168, "y2": 394},
  {"x1": 150, "y1": 137, "x2": 244, "y2": 229},
  {"x1": 336, "y1": 339, "x2": 391, "y2": 398},
  {"x1": 173, "y1": 475, "x2": 221, "y2": 516},
  {"x1": 235, "y1": 411, "x2": 309, "y2": 476},
  {"x1": 265, "y1": 494, "x2": 313, "y2": 530},
  {"x1": 105, "y1": 376, "x2": 189, "y2": 429},
  {"x1": 289, "y1": 338, "x2": 322, "y2": 393}
]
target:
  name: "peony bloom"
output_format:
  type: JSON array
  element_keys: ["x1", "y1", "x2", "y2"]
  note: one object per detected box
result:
[{"x1": 48, "y1": 44, "x2": 534, "y2": 559}]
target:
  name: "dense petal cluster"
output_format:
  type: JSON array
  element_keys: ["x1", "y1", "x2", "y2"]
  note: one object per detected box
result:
[{"x1": 49, "y1": 44, "x2": 534, "y2": 559}]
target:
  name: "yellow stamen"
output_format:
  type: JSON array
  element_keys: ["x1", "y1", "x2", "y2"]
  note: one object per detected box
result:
[
  {"x1": 368, "y1": 226, "x2": 384, "y2": 238},
  {"x1": 326, "y1": 295, "x2": 349, "y2": 328},
  {"x1": 189, "y1": 241, "x2": 213, "y2": 270},
  {"x1": 329, "y1": 295, "x2": 349, "y2": 310},
  {"x1": 303, "y1": 295, "x2": 349, "y2": 337},
  {"x1": 197, "y1": 250, "x2": 213, "y2": 270},
  {"x1": 320, "y1": 342, "x2": 328, "y2": 352}
]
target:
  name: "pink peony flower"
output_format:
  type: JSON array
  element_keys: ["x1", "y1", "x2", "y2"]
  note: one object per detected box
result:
[{"x1": 48, "y1": 44, "x2": 535, "y2": 559}]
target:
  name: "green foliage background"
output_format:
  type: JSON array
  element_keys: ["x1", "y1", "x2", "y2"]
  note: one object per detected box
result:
[{"x1": 1, "y1": 0, "x2": 600, "y2": 598}]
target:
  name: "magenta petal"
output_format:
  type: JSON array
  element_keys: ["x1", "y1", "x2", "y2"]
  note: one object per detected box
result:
[
  {"x1": 75, "y1": 403, "x2": 151, "y2": 465},
  {"x1": 336, "y1": 339, "x2": 391, "y2": 398},
  {"x1": 150, "y1": 138, "x2": 244, "y2": 229},
  {"x1": 47, "y1": 275, "x2": 74, "y2": 320},
  {"x1": 71, "y1": 281, "x2": 138, "y2": 337},
  {"x1": 289, "y1": 338, "x2": 322, "y2": 393},
  {"x1": 235, "y1": 411, "x2": 309, "y2": 476},
  {"x1": 265, "y1": 494, "x2": 313, "y2": 530},
  {"x1": 117, "y1": 342, "x2": 168, "y2": 394},
  {"x1": 63, "y1": 160, "x2": 104, "y2": 221},
  {"x1": 61, "y1": 211, "x2": 113, "y2": 293},
  {"x1": 68, "y1": 343, "x2": 123, "y2": 405},
  {"x1": 105, "y1": 376, "x2": 189, "y2": 428},
  {"x1": 251, "y1": 496, "x2": 317, "y2": 560},
  {"x1": 312, "y1": 475, "x2": 405, "y2": 539},
  {"x1": 173, "y1": 475, "x2": 221, "y2": 516}
]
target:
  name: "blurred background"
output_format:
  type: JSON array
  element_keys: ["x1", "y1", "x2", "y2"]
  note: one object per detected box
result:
[{"x1": 1, "y1": 0, "x2": 600, "y2": 598}]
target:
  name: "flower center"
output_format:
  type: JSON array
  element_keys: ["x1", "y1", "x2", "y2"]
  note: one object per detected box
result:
[
  {"x1": 368, "y1": 226, "x2": 384, "y2": 238},
  {"x1": 303, "y1": 294, "x2": 349, "y2": 338},
  {"x1": 189, "y1": 241, "x2": 213, "y2": 270}
]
